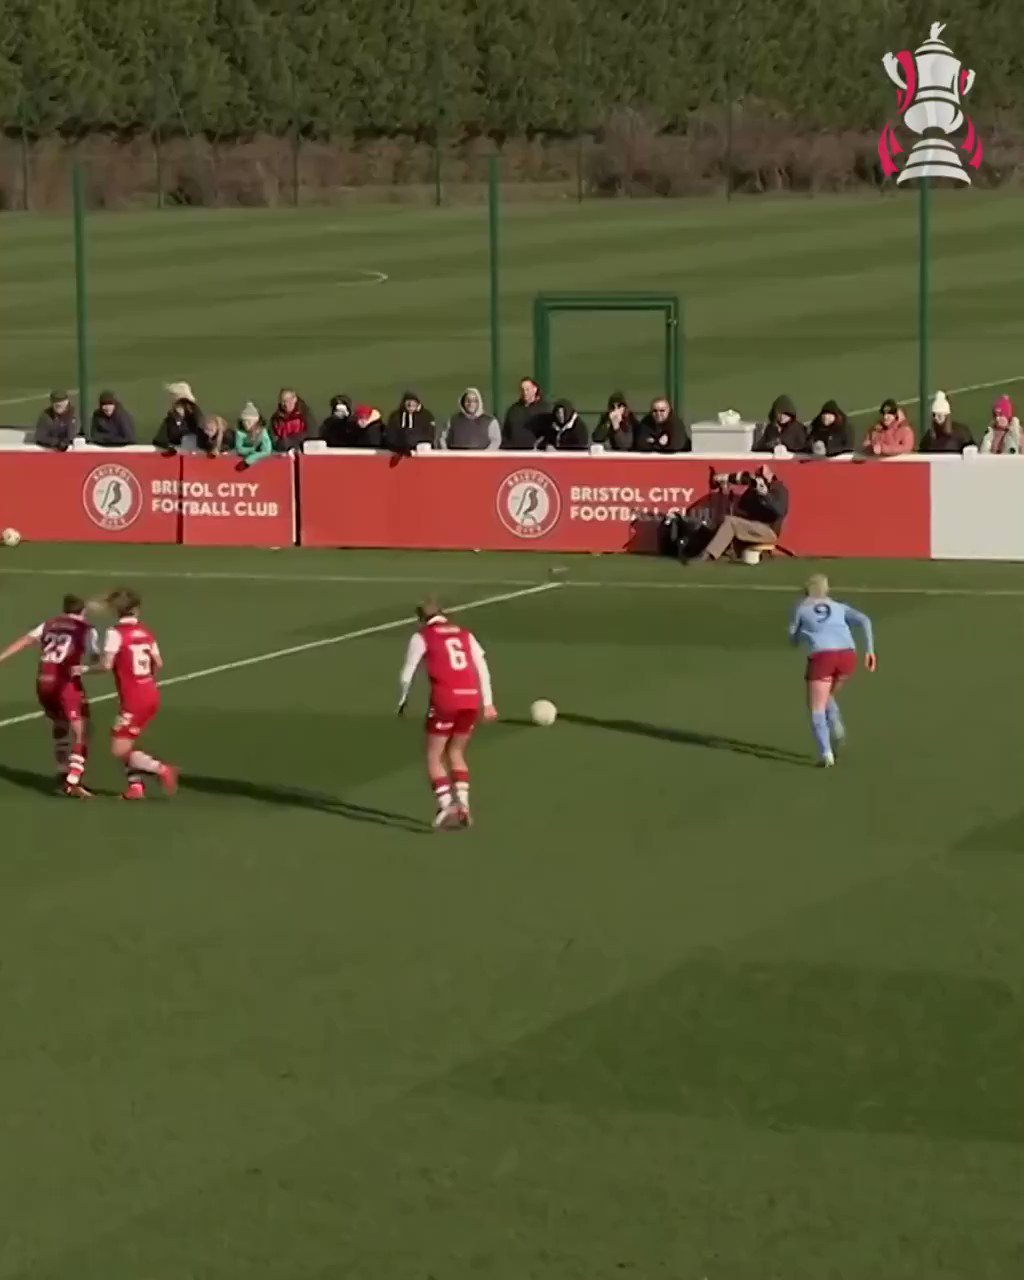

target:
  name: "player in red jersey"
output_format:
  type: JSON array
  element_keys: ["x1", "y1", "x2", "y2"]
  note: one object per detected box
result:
[
  {"x1": 98, "y1": 588, "x2": 178, "y2": 800},
  {"x1": 397, "y1": 597, "x2": 497, "y2": 830},
  {"x1": 0, "y1": 593, "x2": 98, "y2": 797}
]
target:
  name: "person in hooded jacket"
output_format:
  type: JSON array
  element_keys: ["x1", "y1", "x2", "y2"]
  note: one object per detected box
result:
[
  {"x1": 754, "y1": 394, "x2": 808, "y2": 453},
  {"x1": 439, "y1": 388, "x2": 501, "y2": 450},
  {"x1": 319, "y1": 395, "x2": 357, "y2": 448},
  {"x1": 979, "y1": 394, "x2": 1022, "y2": 455},
  {"x1": 919, "y1": 391, "x2": 974, "y2": 454},
  {"x1": 90, "y1": 391, "x2": 136, "y2": 447},
  {"x1": 270, "y1": 388, "x2": 314, "y2": 453},
  {"x1": 862, "y1": 399, "x2": 915, "y2": 457},
  {"x1": 591, "y1": 391, "x2": 638, "y2": 452},
  {"x1": 385, "y1": 391, "x2": 435, "y2": 454},
  {"x1": 805, "y1": 399, "x2": 853, "y2": 457},
  {"x1": 635, "y1": 397, "x2": 690, "y2": 453},
  {"x1": 153, "y1": 395, "x2": 203, "y2": 451},
  {"x1": 502, "y1": 378, "x2": 549, "y2": 450},
  {"x1": 34, "y1": 391, "x2": 79, "y2": 451},
  {"x1": 536, "y1": 399, "x2": 589, "y2": 451}
]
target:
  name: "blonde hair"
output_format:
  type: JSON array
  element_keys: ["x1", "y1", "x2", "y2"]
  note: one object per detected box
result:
[
  {"x1": 805, "y1": 574, "x2": 829, "y2": 599},
  {"x1": 205, "y1": 414, "x2": 228, "y2": 433}
]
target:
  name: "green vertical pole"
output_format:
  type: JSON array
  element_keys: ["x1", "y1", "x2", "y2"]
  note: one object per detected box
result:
[
  {"x1": 433, "y1": 37, "x2": 444, "y2": 208},
  {"x1": 488, "y1": 156, "x2": 501, "y2": 413},
  {"x1": 72, "y1": 162, "x2": 90, "y2": 430},
  {"x1": 918, "y1": 177, "x2": 930, "y2": 429}
]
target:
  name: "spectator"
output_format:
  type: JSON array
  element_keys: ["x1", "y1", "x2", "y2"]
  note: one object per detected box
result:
[
  {"x1": 351, "y1": 403, "x2": 384, "y2": 448},
  {"x1": 592, "y1": 391, "x2": 638, "y2": 452},
  {"x1": 34, "y1": 390, "x2": 79, "y2": 451},
  {"x1": 154, "y1": 395, "x2": 203, "y2": 452},
  {"x1": 439, "y1": 387, "x2": 501, "y2": 450},
  {"x1": 502, "y1": 377, "x2": 549, "y2": 450},
  {"x1": 197, "y1": 414, "x2": 229, "y2": 458},
  {"x1": 319, "y1": 395, "x2": 356, "y2": 448},
  {"x1": 805, "y1": 399, "x2": 853, "y2": 457},
  {"x1": 537, "y1": 398, "x2": 589, "y2": 451},
  {"x1": 696, "y1": 466, "x2": 789, "y2": 562},
  {"x1": 754, "y1": 394, "x2": 808, "y2": 453},
  {"x1": 635, "y1": 397, "x2": 690, "y2": 453},
  {"x1": 385, "y1": 390, "x2": 435, "y2": 454},
  {"x1": 234, "y1": 401, "x2": 272, "y2": 468},
  {"x1": 90, "y1": 390, "x2": 136, "y2": 447},
  {"x1": 862, "y1": 398, "x2": 914, "y2": 457},
  {"x1": 919, "y1": 391, "x2": 974, "y2": 453},
  {"x1": 269, "y1": 387, "x2": 314, "y2": 453},
  {"x1": 979, "y1": 395, "x2": 1022, "y2": 455}
]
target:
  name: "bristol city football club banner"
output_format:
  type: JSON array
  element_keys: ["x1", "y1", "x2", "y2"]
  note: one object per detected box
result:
[
  {"x1": 178, "y1": 455, "x2": 295, "y2": 546},
  {"x1": 297, "y1": 453, "x2": 931, "y2": 558}
]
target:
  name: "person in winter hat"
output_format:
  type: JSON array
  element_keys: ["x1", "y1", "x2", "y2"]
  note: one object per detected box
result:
[
  {"x1": 537, "y1": 398, "x2": 589, "y2": 451},
  {"x1": 34, "y1": 390, "x2": 80, "y2": 451},
  {"x1": 753, "y1": 394, "x2": 808, "y2": 453},
  {"x1": 592, "y1": 390, "x2": 638, "y2": 452},
  {"x1": 319, "y1": 394, "x2": 357, "y2": 448},
  {"x1": 90, "y1": 390, "x2": 136, "y2": 447},
  {"x1": 980, "y1": 394, "x2": 1022, "y2": 455},
  {"x1": 805, "y1": 399, "x2": 852, "y2": 457},
  {"x1": 919, "y1": 390, "x2": 974, "y2": 453},
  {"x1": 439, "y1": 387, "x2": 501, "y2": 450},
  {"x1": 862, "y1": 398, "x2": 914, "y2": 456},
  {"x1": 234, "y1": 401, "x2": 272, "y2": 468},
  {"x1": 384, "y1": 390, "x2": 435, "y2": 454}
]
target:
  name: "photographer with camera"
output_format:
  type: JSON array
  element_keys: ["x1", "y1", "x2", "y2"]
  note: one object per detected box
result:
[{"x1": 694, "y1": 464, "x2": 789, "y2": 562}]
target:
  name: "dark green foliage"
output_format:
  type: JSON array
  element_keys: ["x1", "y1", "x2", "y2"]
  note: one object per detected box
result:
[{"x1": 0, "y1": 0, "x2": 1015, "y2": 139}]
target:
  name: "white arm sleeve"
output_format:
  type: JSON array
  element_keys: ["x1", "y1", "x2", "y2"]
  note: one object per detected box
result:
[
  {"x1": 469, "y1": 634, "x2": 494, "y2": 706},
  {"x1": 398, "y1": 632, "x2": 426, "y2": 706},
  {"x1": 102, "y1": 628, "x2": 122, "y2": 664},
  {"x1": 27, "y1": 623, "x2": 44, "y2": 643}
]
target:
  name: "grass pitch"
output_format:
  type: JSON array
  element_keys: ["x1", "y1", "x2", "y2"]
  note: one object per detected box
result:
[
  {"x1": 4, "y1": 190, "x2": 1024, "y2": 430},
  {"x1": 0, "y1": 543, "x2": 1023, "y2": 1277}
]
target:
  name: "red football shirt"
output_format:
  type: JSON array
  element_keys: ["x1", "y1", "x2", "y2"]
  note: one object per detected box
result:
[
  {"x1": 30, "y1": 614, "x2": 97, "y2": 691},
  {"x1": 103, "y1": 616, "x2": 162, "y2": 708},
  {"x1": 398, "y1": 616, "x2": 493, "y2": 712}
]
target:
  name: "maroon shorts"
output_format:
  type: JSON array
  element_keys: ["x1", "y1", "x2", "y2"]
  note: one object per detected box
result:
[
  {"x1": 425, "y1": 706, "x2": 479, "y2": 739},
  {"x1": 36, "y1": 681, "x2": 87, "y2": 725},
  {"x1": 806, "y1": 649, "x2": 857, "y2": 683},
  {"x1": 112, "y1": 697, "x2": 160, "y2": 742}
]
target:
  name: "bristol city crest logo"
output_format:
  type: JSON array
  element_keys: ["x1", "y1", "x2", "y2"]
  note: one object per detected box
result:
[
  {"x1": 497, "y1": 469, "x2": 561, "y2": 540},
  {"x1": 83, "y1": 463, "x2": 143, "y2": 531}
]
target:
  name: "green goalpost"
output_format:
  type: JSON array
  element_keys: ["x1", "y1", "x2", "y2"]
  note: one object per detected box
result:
[{"x1": 531, "y1": 291, "x2": 685, "y2": 411}]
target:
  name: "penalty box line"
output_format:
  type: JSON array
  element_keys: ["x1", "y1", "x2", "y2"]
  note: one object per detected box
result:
[{"x1": 0, "y1": 581, "x2": 562, "y2": 732}]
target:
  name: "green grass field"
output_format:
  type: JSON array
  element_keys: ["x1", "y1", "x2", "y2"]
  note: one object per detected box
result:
[
  {"x1": 3, "y1": 191, "x2": 1024, "y2": 431},
  {"x1": 1, "y1": 543, "x2": 1024, "y2": 1277}
]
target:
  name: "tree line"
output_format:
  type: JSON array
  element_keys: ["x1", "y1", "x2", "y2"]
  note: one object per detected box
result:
[{"x1": 0, "y1": 0, "x2": 1020, "y2": 142}]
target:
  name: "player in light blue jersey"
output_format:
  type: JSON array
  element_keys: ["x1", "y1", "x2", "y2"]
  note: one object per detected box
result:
[{"x1": 788, "y1": 574, "x2": 876, "y2": 767}]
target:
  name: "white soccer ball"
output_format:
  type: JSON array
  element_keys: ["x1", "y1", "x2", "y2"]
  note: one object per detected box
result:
[
  {"x1": 530, "y1": 699, "x2": 558, "y2": 727},
  {"x1": 2, "y1": 528, "x2": 21, "y2": 548}
]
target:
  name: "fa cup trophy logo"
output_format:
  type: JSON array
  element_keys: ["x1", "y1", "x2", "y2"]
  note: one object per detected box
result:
[{"x1": 879, "y1": 22, "x2": 983, "y2": 184}]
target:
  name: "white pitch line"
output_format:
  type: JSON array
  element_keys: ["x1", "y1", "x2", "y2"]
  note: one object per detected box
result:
[
  {"x1": 848, "y1": 373, "x2": 1024, "y2": 418},
  {"x1": 0, "y1": 581, "x2": 560, "y2": 732},
  {"x1": 1, "y1": 563, "x2": 1023, "y2": 599}
]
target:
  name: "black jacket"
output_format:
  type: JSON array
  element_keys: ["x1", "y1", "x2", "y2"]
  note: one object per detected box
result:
[
  {"x1": 635, "y1": 410, "x2": 690, "y2": 453},
  {"x1": 755, "y1": 394, "x2": 808, "y2": 453},
  {"x1": 153, "y1": 401, "x2": 203, "y2": 450},
  {"x1": 34, "y1": 406, "x2": 79, "y2": 450},
  {"x1": 384, "y1": 405, "x2": 435, "y2": 454},
  {"x1": 919, "y1": 418, "x2": 974, "y2": 453},
  {"x1": 806, "y1": 400, "x2": 853, "y2": 457},
  {"x1": 502, "y1": 397, "x2": 549, "y2": 450},
  {"x1": 737, "y1": 476, "x2": 789, "y2": 532},
  {"x1": 592, "y1": 409, "x2": 637, "y2": 451},
  {"x1": 536, "y1": 401, "x2": 589, "y2": 451},
  {"x1": 90, "y1": 402, "x2": 136, "y2": 447},
  {"x1": 319, "y1": 396, "x2": 361, "y2": 448}
]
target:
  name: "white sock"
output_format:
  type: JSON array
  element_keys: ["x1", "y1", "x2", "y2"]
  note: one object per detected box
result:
[{"x1": 128, "y1": 749, "x2": 162, "y2": 774}]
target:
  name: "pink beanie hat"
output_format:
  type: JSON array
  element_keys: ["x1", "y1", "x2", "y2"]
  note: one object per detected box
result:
[{"x1": 994, "y1": 394, "x2": 1014, "y2": 419}]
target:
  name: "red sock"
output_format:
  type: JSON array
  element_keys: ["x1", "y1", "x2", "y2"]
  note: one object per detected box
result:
[
  {"x1": 451, "y1": 768, "x2": 469, "y2": 809},
  {"x1": 430, "y1": 774, "x2": 452, "y2": 810}
]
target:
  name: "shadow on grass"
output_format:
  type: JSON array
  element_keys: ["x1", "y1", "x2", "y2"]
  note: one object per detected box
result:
[
  {"x1": 547, "y1": 712, "x2": 813, "y2": 768},
  {"x1": 182, "y1": 773, "x2": 429, "y2": 835},
  {"x1": 0, "y1": 760, "x2": 121, "y2": 798}
]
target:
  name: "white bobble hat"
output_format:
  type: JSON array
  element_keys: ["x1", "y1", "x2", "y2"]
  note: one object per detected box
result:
[{"x1": 932, "y1": 391, "x2": 951, "y2": 417}]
